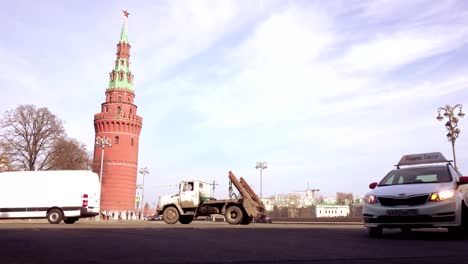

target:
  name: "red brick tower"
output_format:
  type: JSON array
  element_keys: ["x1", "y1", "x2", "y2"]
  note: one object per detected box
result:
[{"x1": 93, "y1": 11, "x2": 143, "y2": 211}]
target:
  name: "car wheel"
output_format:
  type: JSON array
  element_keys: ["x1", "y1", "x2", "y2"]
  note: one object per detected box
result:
[
  {"x1": 367, "y1": 227, "x2": 382, "y2": 238},
  {"x1": 449, "y1": 203, "x2": 468, "y2": 237},
  {"x1": 47, "y1": 208, "x2": 63, "y2": 224},
  {"x1": 400, "y1": 227, "x2": 411, "y2": 234},
  {"x1": 163, "y1": 206, "x2": 179, "y2": 224},
  {"x1": 225, "y1": 206, "x2": 243, "y2": 225}
]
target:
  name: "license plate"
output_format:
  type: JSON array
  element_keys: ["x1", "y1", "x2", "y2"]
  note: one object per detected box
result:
[{"x1": 386, "y1": 209, "x2": 418, "y2": 216}]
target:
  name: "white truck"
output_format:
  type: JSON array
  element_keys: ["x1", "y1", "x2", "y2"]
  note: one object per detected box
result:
[
  {"x1": 156, "y1": 171, "x2": 266, "y2": 225},
  {"x1": 0, "y1": 170, "x2": 101, "y2": 224}
]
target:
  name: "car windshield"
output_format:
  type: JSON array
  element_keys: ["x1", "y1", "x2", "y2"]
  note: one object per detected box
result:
[{"x1": 378, "y1": 166, "x2": 452, "y2": 186}]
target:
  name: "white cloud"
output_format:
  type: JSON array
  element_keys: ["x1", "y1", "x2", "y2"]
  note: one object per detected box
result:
[{"x1": 340, "y1": 27, "x2": 468, "y2": 73}]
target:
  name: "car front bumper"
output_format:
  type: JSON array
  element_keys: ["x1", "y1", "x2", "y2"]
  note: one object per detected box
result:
[{"x1": 363, "y1": 198, "x2": 459, "y2": 228}]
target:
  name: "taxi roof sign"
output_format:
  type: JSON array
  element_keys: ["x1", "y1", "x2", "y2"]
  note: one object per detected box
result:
[{"x1": 397, "y1": 152, "x2": 450, "y2": 167}]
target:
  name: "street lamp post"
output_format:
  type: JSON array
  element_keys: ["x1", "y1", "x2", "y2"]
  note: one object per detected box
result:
[
  {"x1": 255, "y1": 161, "x2": 267, "y2": 199},
  {"x1": 95, "y1": 136, "x2": 112, "y2": 221},
  {"x1": 436, "y1": 104, "x2": 465, "y2": 170},
  {"x1": 139, "y1": 167, "x2": 149, "y2": 220}
]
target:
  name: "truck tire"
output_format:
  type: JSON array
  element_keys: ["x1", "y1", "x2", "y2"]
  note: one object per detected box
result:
[
  {"x1": 163, "y1": 206, "x2": 179, "y2": 224},
  {"x1": 179, "y1": 215, "x2": 194, "y2": 224},
  {"x1": 241, "y1": 215, "x2": 252, "y2": 225},
  {"x1": 64, "y1": 217, "x2": 78, "y2": 224},
  {"x1": 47, "y1": 208, "x2": 63, "y2": 224},
  {"x1": 225, "y1": 206, "x2": 243, "y2": 225}
]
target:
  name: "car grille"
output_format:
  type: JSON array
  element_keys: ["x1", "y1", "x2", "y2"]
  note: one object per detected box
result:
[{"x1": 377, "y1": 195, "x2": 429, "y2": 206}]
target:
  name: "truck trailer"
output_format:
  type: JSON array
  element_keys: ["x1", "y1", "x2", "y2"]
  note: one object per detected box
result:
[
  {"x1": 0, "y1": 170, "x2": 101, "y2": 224},
  {"x1": 156, "y1": 171, "x2": 266, "y2": 225}
]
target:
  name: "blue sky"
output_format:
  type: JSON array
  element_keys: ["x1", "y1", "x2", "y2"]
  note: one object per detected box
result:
[{"x1": 2, "y1": 0, "x2": 468, "y2": 206}]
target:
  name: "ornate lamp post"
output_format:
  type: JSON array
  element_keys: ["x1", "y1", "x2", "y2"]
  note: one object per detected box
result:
[
  {"x1": 95, "y1": 136, "x2": 112, "y2": 183},
  {"x1": 95, "y1": 136, "x2": 111, "y2": 221},
  {"x1": 255, "y1": 161, "x2": 268, "y2": 199},
  {"x1": 436, "y1": 104, "x2": 465, "y2": 169},
  {"x1": 138, "y1": 167, "x2": 149, "y2": 219}
]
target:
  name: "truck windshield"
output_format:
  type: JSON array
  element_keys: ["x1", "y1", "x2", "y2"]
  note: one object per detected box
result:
[{"x1": 378, "y1": 166, "x2": 452, "y2": 186}]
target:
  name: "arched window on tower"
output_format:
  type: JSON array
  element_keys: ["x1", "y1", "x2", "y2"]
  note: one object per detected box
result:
[
  {"x1": 106, "y1": 107, "x2": 109, "y2": 112},
  {"x1": 131, "y1": 138, "x2": 134, "y2": 146},
  {"x1": 109, "y1": 72, "x2": 114, "y2": 81},
  {"x1": 110, "y1": 96, "x2": 112, "y2": 102},
  {"x1": 117, "y1": 106, "x2": 121, "y2": 114},
  {"x1": 118, "y1": 96, "x2": 122, "y2": 102},
  {"x1": 118, "y1": 71, "x2": 124, "y2": 81},
  {"x1": 115, "y1": 136, "x2": 119, "y2": 144}
]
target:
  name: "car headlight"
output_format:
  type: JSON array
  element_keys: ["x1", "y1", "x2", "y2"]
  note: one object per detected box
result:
[
  {"x1": 365, "y1": 194, "x2": 377, "y2": 204},
  {"x1": 429, "y1": 189, "x2": 454, "y2": 202}
]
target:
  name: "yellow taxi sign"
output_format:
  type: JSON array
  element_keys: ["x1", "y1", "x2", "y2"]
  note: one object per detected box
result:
[{"x1": 397, "y1": 152, "x2": 449, "y2": 167}]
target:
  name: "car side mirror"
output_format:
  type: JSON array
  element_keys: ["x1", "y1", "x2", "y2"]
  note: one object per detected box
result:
[
  {"x1": 458, "y1": 176, "x2": 468, "y2": 185},
  {"x1": 369, "y1": 182, "x2": 378, "y2": 189}
]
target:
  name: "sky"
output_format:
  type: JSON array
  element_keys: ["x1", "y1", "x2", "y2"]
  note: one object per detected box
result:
[{"x1": 2, "y1": 0, "x2": 468, "y2": 206}]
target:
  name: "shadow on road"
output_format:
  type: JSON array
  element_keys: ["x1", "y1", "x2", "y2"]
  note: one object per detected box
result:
[{"x1": 376, "y1": 229, "x2": 468, "y2": 241}]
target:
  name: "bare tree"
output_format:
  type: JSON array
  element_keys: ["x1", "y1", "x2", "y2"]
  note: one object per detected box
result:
[
  {"x1": 0, "y1": 105, "x2": 65, "y2": 170},
  {"x1": 315, "y1": 195, "x2": 325, "y2": 204},
  {"x1": 48, "y1": 137, "x2": 91, "y2": 170},
  {"x1": 0, "y1": 142, "x2": 10, "y2": 171},
  {"x1": 336, "y1": 192, "x2": 354, "y2": 205}
]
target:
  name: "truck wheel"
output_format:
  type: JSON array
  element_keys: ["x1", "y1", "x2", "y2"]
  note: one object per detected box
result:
[
  {"x1": 64, "y1": 217, "x2": 79, "y2": 224},
  {"x1": 179, "y1": 215, "x2": 194, "y2": 224},
  {"x1": 367, "y1": 227, "x2": 382, "y2": 238},
  {"x1": 163, "y1": 206, "x2": 179, "y2": 224},
  {"x1": 225, "y1": 206, "x2": 243, "y2": 225},
  {"x1": 241, "y1": 215, "x2": 252, "y2": 225},
  {"x1": 47, "y1": 209, "x2": 63, "y2": 224}
]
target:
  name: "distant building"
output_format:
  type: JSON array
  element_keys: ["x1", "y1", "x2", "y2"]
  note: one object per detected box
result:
[{"x1": 264, "y1": 191, "x2": 352, "y2": 218}]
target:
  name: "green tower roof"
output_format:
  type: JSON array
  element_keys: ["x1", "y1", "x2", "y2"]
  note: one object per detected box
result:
[{"x1": 107, "y1": 16, "x2": 133, "y2": 91}]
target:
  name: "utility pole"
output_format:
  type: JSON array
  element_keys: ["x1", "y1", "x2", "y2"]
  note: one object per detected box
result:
[{"x1": 210, "y1": 180, "x2": 219, "y2": 197}]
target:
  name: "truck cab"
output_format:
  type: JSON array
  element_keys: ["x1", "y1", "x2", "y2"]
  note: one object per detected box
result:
[{"x1": 172, "y1": 180, "x2": 211, "y2": 208}]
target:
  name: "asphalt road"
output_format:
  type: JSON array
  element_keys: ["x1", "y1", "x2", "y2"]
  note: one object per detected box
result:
[{"x1": 1, "y1": 221, "x2": 468, "y2": 264}]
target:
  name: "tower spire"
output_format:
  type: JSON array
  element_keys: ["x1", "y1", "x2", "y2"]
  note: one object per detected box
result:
[
  {"x1": 107, "y1": 10, "x2": 133, "y2": 91},
  {"x1": 120, "y1": 10, "x2": 129, "y2": 44}
]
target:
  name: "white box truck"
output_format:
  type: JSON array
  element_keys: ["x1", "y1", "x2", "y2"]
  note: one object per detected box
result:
[{"x1": 0, "y1": 170, "x2": 101, "y2": 224}]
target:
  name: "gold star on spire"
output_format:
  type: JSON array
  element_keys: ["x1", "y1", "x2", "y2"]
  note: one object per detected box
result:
[{"x1": 123, "y1": 10, "x2": 130, "y2": 18}]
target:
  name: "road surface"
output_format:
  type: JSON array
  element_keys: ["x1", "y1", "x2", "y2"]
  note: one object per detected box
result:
[{"x1": 1, "y1": 221, "x2": 467, "y2": 264}]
